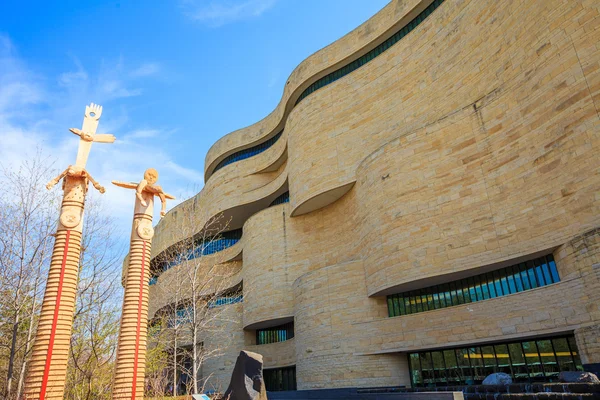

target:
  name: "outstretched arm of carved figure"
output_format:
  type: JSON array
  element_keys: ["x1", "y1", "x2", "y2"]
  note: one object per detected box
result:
[
  {"x1": 86, "y1": 172, "x2": 106, "y2": 194},
  {"x1": 158, "y1": 192, "x2": 167, "y2": 217},
  {"x1": 136, "y1": 179, "x2": 148, "y2": 207},
  {"x1": 46, "y1": 168, "x2": 69, "y2": 190}
]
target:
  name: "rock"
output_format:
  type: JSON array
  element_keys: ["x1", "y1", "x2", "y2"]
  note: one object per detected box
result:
[
  {"x1": 482, "y1": 373, "x2": 513, "y2": 385},
  {"x1": 559, "y1": 371, "x2": 600, "y2": 383},
  {"x1": 222, "y1": 351, "x2": 268, "y2": 400}
]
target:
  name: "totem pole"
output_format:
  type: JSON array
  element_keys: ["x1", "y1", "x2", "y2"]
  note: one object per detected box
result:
[
  {"x1": 24, "y1": 103, "x2": 115, "y2": 400},
  {"x1": 111, "y1": 169, "x2": 174, "y2": 400}
]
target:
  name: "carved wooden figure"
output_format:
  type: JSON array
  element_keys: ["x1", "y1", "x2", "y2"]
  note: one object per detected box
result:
[
  {"x1": 111, "y1": 169, "x2": 174, "y2": 400},
  {"x1": 24, "y1": 103, "x2": 115, "y2": 400}
]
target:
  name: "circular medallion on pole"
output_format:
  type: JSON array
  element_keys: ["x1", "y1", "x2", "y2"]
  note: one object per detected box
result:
[
  {"x1": 60, "y1": 211, "x2": 81, "y2": 228},
  {"x1": 136, "y1": 220, "x2": 154, "y2": 240}
]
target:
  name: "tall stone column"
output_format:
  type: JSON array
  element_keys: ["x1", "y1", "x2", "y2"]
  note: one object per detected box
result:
[
  {"x1": 24, "y1": 104, "x2": 115, "y2": 399},
  {"x1": 112, "y1": 169, "x2": 174, "y2": 400}
]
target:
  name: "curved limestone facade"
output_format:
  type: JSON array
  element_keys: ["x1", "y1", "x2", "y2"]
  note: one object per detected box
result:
[{"x1": 148, "y1": 0, "x2": 600, "y2": 393}]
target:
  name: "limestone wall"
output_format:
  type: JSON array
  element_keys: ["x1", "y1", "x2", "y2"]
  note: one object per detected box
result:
[{"x1": 148, "y1": 0, "x2": 600, "y2": 391}]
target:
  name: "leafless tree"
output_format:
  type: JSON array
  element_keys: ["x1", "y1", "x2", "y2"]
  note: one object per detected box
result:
[
  {"x1": 0, "y1": 154, "x2": 58, "y2": 400},
  {"x1": 148, "y1": 212, "x2": 242, "y2": 396},
  {"x1": 0, "y1": 153, "x2": 125, "y2": 400}
]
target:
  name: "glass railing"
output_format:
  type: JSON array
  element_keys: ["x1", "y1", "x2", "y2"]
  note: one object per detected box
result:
[
  {"x1": 269, "y1": 191, "x2": 290, "y2": 207},
  {"x1": 387, "y1": 254, "x2": 560, "y2": 317},
  {"x1": 295, "y1": 0, "x2": 445, "y2": 105}
]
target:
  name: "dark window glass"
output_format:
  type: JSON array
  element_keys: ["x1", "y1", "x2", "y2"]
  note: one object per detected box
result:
[
  {"x1": 567, "y1": 336, "x2": 584, "y2": 371},
  {"x1": 522, "y1": 341, "x2": 543, "y2": 379},
  {"x1": 443, "y1": 350, "x2": 460, "y2": 384},
  {"x1": 482, "y1": 345, "x2": 497, "y2": 377},
  {"x1": 527, "y1": 261, "x2": 539, "y2": 288},
  {"x1": 409, "y1": 354, "x2": 422, "y2": 386},
  {"x1": 269, "y1": 191, "x2": 290, "y2": 207},
  {"x1": 535, "y1": 259, "x2": 547, "y2": 286},
  {"x1": 493, "y1": 270, "x2": 504, "y2": 296},
  {"x1": 507, "y1": 271, "x2": 517, "y2": 294},
  {"x1": 541, "y1": 260, "x2": 553, "y2": 285},
  {"x1": 553, "y1": 338, "x2": 577, "y2": 372},
  {"x1": 469, "y1": 347, "x2": 485, "y2": 383},
  {"x1": 549, "y1": 259, "x2": 560, "y2": 283},
  {"x1": 455, "y1": 348, "x2": 473, "y2": 384},
  {"x1": 432, "y1": 351, "x2": 446, "y2": 384},
  {"x1": 537, "y1": 340, "x2": 558, "y2": 380},
  {"x1": 519, "y1": 263, "x2": 531, "y2": 290},
  {"x1": 264, "y1": 366, "x2": 296, "y2": 391},
  {"x1": 214, "y1": 130, "x2": 284, "y2": 174},
  {"x1": 420, "y1": 353, "x2": 434, "y2": 386},
  {"x1": 399, "y1": 295, "x2": 407, "y2": 315},
  {"x1": 508, "y1": 343, "x2": 528, "y2": 382},
  {"x1": 480, "y1": 276, "x2": 491, "y2": 300},
  {"x1": 494, "y1": 344, "x2": 513, "y2": 376},
  {"x1": 512, "y1": 266, "x2": 524, "y2": 292}
]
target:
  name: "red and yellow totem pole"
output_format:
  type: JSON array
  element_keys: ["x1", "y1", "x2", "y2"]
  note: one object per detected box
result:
[
  {"x1": 24, "y1": 104, "x2": 115, "y2": 399},
  {"x1": 111, "y1": 169, "x2": 174, "y2": 399}
]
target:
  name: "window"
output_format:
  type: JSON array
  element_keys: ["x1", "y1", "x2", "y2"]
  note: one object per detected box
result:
[
  {"x1": 213, "y1": 130, "x2": 284, "y2": 174},
  {"x1": 388, "y1": 254, "x2": 560, "y2": 317},
  {"x1": 269, "y1": 191, "x2": 290, "y2": 207},
  {"x1": 264, "y1": 366, "x2": 297, "y2": 391},
  {"x1": 295, "y1": 0, "x2": 445, "y2": 105},
  {"x1": 207, "y1": 294, "x2": 243, "y2": 308},
  {"x1": 407, "y1": 335, "x2": 582, "y2": 387},
  {"x1": 149, "y1": 228, "x2": 243, "y2": 283},
  {"x1": 256, "y1": 322, "x2": 294, "y2": 345}
]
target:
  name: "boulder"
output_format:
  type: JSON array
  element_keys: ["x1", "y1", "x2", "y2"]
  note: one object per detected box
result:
[
  {"x1": 482, "y1": 373, "x2": 513, "y2": 385},
  {"x1": 222, "y1": 351, "x2": 268, "y2": 400},
  {"x1": 559, "y1": 371, "x2": 600, "y2": 383}
]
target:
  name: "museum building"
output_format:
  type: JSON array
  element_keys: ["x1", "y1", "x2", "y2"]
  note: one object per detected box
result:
[{"x1": 145, "y1": 0, "x2": 600, "y2": 394}]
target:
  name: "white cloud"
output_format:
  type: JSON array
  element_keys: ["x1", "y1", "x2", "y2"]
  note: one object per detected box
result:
[
  {"x1": 182, "y1": 0, "x2": 277, "y2": 27},
  {"x1": 0, "y1": 37, "x2": 202, "y2": 237},
  {"x1": 130, "y1": 62, "x2": 161, "y2": 78}
]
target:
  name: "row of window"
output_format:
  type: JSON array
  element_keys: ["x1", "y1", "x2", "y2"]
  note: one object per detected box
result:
[
  {"x1": 269, "y1": 191, "x2": 290, "y2": 207},
  {"x1": 387, "y1": 254, "x2": 560, "y2": 317},
  {"x1": 409, "y1": 336, "x2": 582, "y2": 387},
  {"x1": 165, "y1": 294, "x2": 244, "y2": 328},
  {"x1": 256, "y1": 322, "x2": 294, "y2": 345},
  {"x1": 213, "y1": 130, "x2": 284, "y2": 175},
  {"x1": 264, "y1": 366, "x2": 297, "y2": 392},
  {"x1": 295, "y1": 0, "x2": 445, "y2": 105},
  {"x1": 207, "y1": 0, "x2": 447, "y2": 179},
  {"x1": 149, "y1": 229, "x2": 243, "y2": 285}
]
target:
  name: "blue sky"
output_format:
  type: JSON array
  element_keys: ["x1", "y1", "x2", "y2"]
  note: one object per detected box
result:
[{"x1": 0, "y1": 0, "x2": 389, "y2": 231}]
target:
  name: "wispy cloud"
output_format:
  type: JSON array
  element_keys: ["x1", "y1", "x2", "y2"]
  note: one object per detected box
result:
[
  {"x1": 182, "y1": 0, "x2": 277, "y2": 27},
  {"x1": 130, "y1": 62, "x2": 161, "y2": 78}
]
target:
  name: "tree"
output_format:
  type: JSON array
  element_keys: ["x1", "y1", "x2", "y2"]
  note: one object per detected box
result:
[
  {"x1": 0, "y1": 154, "x2": 58, "y2": 400},
  {"x1": 148, "y1": 212, "x2": 242, "y2": 396},
  {"x1": 0, "y1": 153, "x2": 125, "y2": 400}
]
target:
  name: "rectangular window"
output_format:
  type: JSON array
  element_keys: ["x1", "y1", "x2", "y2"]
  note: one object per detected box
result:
[
  {"x1": 264, "y1": 366, "x2": 296, "y2": 391},
  {"x1": 408, "y1": 335, "x2": 581, "y2": 387},
  {"x1": 256, "y1": 322, "x2": 294, "y2": 345},
  {"x1": 387, "y1": 254, "x2": 559, "y2": 317}
]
